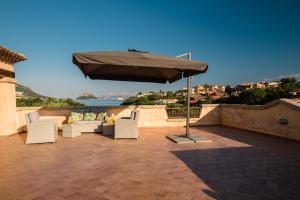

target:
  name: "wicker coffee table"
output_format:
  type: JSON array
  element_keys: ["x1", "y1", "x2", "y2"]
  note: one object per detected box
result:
[
  {"x1": 62, "y1": 124, "x2": 81, "y2": 137},
  {"x1": 102, "y1": 123, "x2": 115, "y2": 136}
]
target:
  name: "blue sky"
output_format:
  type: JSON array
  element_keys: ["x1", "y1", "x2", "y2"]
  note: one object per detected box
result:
[{"x1": 1, "y1": 0, "x2": 299, "y2": 98}]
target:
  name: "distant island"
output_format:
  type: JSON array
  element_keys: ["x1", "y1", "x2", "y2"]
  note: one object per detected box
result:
[{"x1": 76, "y1": 92, "x2": 98, "y2": 100}]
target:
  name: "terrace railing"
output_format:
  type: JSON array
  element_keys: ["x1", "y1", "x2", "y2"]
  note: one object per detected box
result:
[{"x1": 166, "y1": 107, "x2": 201, "y2": 119}]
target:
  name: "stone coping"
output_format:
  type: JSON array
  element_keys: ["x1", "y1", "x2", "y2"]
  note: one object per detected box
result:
[
  {"x1": 137, "y1": 105, "x2": 166, "y2": 109},
  {"x1": 16, "y1": 106, "x2": 134, "y2": 111},
  {"x1": 220, "y1": 98, "x2": 300, "y2": 110},
  {"x1": 0, "y1": 77, "x2": 16, "y2": 84},
  {"x1": 167, "y1": 118, "x2": 200, "y2": 122},
  {"x1": 16, "y1": 105, "x2": 166, "y2": 111}
]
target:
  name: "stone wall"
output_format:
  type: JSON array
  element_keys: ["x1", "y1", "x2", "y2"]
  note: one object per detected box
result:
[{"x1": 220, "y1": 99, "x2": 300, "y2": 140}]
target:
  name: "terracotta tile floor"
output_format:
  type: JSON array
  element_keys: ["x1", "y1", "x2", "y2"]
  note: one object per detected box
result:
[{"x1": 0, "y1": 126, "x2": 299, "y2": 200}]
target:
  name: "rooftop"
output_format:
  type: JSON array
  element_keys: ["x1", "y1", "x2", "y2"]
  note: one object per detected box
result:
[
  {"x1": 0, "y1": 45, "x2": 27, "y2": 64},
  {"x1": 0, "y1": 126, "x2": 299, "y2": 199}
]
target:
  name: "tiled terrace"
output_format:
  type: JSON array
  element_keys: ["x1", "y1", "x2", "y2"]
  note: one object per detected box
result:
[{"x1": 0, "y1": 126, "x2": 299, "y2": 200}]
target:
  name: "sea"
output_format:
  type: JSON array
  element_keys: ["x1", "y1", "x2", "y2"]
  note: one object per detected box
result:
[{"x1": 77, "y1": 99, "x2": 123, "y2": 106}]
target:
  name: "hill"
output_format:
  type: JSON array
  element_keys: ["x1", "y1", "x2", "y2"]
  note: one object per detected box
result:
[
  {"x1": 16, "y1": 83, "x2": 45, "y2": 98},
  {"x1": 76, "y1": 92, "x2": 98, "y2": 100}
]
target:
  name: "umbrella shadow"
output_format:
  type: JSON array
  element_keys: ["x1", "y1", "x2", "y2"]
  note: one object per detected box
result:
[{"x1": 171, "y1": 144, "x2": 300, "y2": 199}]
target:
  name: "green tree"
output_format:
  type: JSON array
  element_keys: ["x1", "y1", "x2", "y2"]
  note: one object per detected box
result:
[
  {"x1": 121, "y1": 97, "x2": 138, "y2": 105},
  {"x1": 264, "y1": 87, "x2": 285, "y2": 103},
  {"x1": 203, "y1": 84, "x2": 209, "y2": 89},
  {"x1": 136, "y1": 96, "x2": 155, "y2": 105},
  {"x1": 165, "y1": 91, "x2": 176, "y2": 99},
  {"x1": 203, "y1": 96, "x2": 213, "y2": 104},
  {"x1": 240, "y1": 89, "x2": 266, "y2": 105},
  {"x1": 225, "y1": 85, "x2": 235, "y2": 95},
  {"x1": 16, "y1": 97, "x2": 45, "y2": 107},
  {"x1": 280, "y1": 77, "x2": 300, "y2": 91},
  {"x1": 147, "y1": 93, "x2": 161, "y2": 101}
]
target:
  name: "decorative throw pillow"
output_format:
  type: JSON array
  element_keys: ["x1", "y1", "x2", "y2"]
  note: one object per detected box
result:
[
  {"x1": 68, "y1": 119, "x2": 74, "y2": 125},
  {"x1": 107, "y1": 116, "x2": 116, "y2": 125},
  {"x1": 84, "y1": 112, "x2": 96, "y2": 121},
  {"x1": 96, "y1": 112, "x2": 107, "y2": 121},
  {"x1": 71, "y1": 112, "x2": 83, "y2": 121}
]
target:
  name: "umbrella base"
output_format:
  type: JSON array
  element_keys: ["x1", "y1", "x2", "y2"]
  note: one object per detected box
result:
[
  {"x1": 166, "y1": 134, "x2": 211, "y2": 144},
  {"x1": 187, "y1": 134, "x2": 212, "y2": 143}
]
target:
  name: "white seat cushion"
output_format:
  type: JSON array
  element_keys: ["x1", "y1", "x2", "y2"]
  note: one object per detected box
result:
[{"x1": 28, "y1": 112, "x2": 40, "y2": 123}]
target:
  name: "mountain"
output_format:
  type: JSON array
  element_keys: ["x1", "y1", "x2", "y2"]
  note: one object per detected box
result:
[
  {"x1": 76, "y1": 92, "x2": 98, "y2": 100},
  {"x1": 16, "y1": 83, "x2": 45, "y2": 98}
]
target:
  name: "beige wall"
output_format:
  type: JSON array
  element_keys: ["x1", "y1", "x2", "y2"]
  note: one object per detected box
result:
[
  {"x1": 14, "y1": 99, "x2": 300, "y2": 140},
  {"x1": 0, "y1": 62, "x2": 14, "y2": 71},
  {"x1": 220, "y1": 99, "x2": 300, "y2": 140},
  {"x1": 16, "y1": 106, "x2": 137, "y2": 132},
  {"x1": 0, "y1": 61, "x2": 17, "y2": 136},
  {"x1": 0, "y1": 82, "x2": 17, "y2": 135},
  {"x1": 16, "y1": 104, "x2": 220, "y2": 131}
]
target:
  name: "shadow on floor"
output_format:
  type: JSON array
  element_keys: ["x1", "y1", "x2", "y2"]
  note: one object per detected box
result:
[
  {"x1": 171, "y1": 146, "x2": 300, "y2": 200},
  {"x1": 197, "y1": 125, "x2": 300, "y2": 148}
]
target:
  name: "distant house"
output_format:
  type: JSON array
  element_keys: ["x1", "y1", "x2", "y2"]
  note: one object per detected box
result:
[
  {"x1": 137, "y1": 91, "x2": 155, "y2": 97},
  {"x1": 190, "y1": 96, "x2": 206, "y2": 105},
  {"x1": 194, "y1": 85, "x2": 206, "y2": 95},
  {"x1": 253, "y1": 83, "x2": 265, "y2": 89},
  {"x1": 289, "y1": 90, "x2": 300, "y2": 97},
  {"x1": 239, "y1": 82, "x2": 265, "y2": 90},
  {"x1": 263, "y1": 81, "x2": 280, "y2": 88},
  {"x1": 210, "y1": 95, "x2": 221, "y2": 100},
  {"x1": 158, "y1": 99, "x2": 178, "y2": 104},
  {"x1": 16, "y1": 91, "x2": 24, "y2": 98},
  {"x1": 237, "y1": 81, "x2": 280, "y2": 91},
  {"x1": 194, "y1": 84, "x2": 225, "y2": 96},
  {"x1": 180, "y1": 87, "x2": 195, "y2": 95},
  {"x1": 212, "y1": 85, "x2": 225, "y2": 92}
]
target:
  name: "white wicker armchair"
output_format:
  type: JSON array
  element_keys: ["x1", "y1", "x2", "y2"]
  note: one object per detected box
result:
[
  {"x1": 114, "y1": 110, "x2": 139, "y2": 139},
  {"x1": 25, "y1": 112, "x2": 58, "y2": 144}
]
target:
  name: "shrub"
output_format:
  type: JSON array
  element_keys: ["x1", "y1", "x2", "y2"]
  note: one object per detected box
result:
[{"x1": 240, "y1": 89, "x2": 266, "y2": 105}]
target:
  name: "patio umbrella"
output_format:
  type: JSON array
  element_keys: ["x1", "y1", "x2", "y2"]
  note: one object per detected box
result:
[
  {"x1": 72, "y1": 49, "x2": 209, "y2": 143},
  {"x1": 73, "y1": 49, "x2": 207, "y2": 83}
]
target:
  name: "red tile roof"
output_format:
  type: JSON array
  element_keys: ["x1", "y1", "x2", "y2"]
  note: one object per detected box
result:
[{"x1": 0, "y1": 46, "x2": 26, "y2": 64}]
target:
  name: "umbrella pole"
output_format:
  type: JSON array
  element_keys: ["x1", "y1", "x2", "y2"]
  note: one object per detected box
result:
[
  {"x1": 185, "y1": 53, "x2": 192, "y2": 137},
  {"x1": 166, "y1": 52, "x2": 211, "y2": 143}
]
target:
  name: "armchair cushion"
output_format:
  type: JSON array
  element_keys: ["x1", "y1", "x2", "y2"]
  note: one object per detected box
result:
[
  {"x1": 84, "y1": 112, "x2": 97, "y2": 121},
  {"x1": 28, "y1": 112, "x2": 40, "y2": 123},
  {"x1": 96, "y1": 112, "x2": 107, "y2": 121},
  {"x1": 71, "y1": 112, "x2": 83, "y2": 121}
]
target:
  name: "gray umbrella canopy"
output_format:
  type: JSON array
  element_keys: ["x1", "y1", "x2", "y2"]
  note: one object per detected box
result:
[{"x1": 72, "y1": 49, "x2": 208, "y2": 83}]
